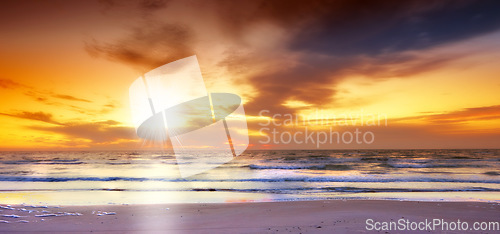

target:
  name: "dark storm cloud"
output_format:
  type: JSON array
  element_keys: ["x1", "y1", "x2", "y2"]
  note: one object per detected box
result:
[
  {"x1": 293, "y1": 0, "x2": 500, "y2": 56},
  {"x1": 210, "y1": 0, "x2": 500, "y2": 55},
  {"x1": 87, "y1": 0, "x2": 500, "y2": 115},
  {"x1": 219, "y1": 0, "x2": 500, "y2": 115}
]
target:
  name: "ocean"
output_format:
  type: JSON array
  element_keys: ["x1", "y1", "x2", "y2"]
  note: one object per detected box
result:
[{"x1": 0, "y1": 149, "x2": 498, "y2": 205}]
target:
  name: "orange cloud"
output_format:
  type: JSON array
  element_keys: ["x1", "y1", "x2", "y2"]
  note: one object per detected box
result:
[
  {"x1": 53, "y1": 94, "x2": 92, "y2": 103},
  {"x1": 395, "y1": 105, "x2": 500, "y2": 125},
  {"x1": 0, "y1": 111, "x2": 62, "y2": 125},
  {"x1": 30, "y1": 120, "x2": 136, "y2": 144},
  {"x1": 0, "y1": 78, "x2": 24, "y2": 89}
]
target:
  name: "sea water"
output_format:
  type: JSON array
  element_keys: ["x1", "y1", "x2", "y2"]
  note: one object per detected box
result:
[{"x1": 0, "y1": 149, "x2": 498, "y2": 205}]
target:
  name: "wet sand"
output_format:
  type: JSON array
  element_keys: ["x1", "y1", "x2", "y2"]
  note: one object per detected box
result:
[{"x1": 0, "y1": 200, "x2": 499, "y2": 233}]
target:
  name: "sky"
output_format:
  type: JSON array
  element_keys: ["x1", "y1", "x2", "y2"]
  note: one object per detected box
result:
[{"x1": 0, "y1": 0, "x2": 500, "y2": 150}]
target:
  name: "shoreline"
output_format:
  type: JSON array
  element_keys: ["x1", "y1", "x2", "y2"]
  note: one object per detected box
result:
[{"x1": 1, "y1": 200, "x2": 499, "y2": 233}]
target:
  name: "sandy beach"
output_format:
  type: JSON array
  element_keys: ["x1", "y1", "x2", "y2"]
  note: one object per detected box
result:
[{"x1": 0, "y1": 200, "x2": 498, "y2": 233}]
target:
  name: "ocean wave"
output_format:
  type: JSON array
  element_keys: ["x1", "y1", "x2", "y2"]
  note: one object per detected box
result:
[
  {"x1": 321, "y1": 186, "x2": 500, "y2": 193},
  {"x1": 484, "y1": 171, "x2": 499, "y2": 176},
  {"x1": 0, "y1": 176, "x2": 498, "y2": 184},
  {"x1": 247, "y1": 164, "x2": 352, "y2": 170},
  {"x1": 1, "y1": 186, "x2": 498, "y2": 194},
  {"x1": 191, "y1": 187, "x2": 500, "y2": 193},
  {"x1": 0, "y1": 160, "x2": 84, "y2": 165},
  {"x1": 105, "y1": 162, "x2": 132, "y2": 165},
  {"x1": 377, "y1": 163, "x2": 487, "y2": 169},
  {"x1": 246, "y1": 162, "x2": 490, "y2": 170}
]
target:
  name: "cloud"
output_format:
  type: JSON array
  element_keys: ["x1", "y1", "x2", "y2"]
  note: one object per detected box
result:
[
  {"x1": 98, "y1": 0, "x2": 169, "y2": 13},
  {"x1": 22, "y1": 89, "x2": 117, "y2": 117},
  {"x1": 395, "y1": 105, "x2": 500, "y2": 125},
  {"x1": 351, "y1": 52, "x2": 457, "y2": 79},
  {"x1": 221, "y1": 0, "x2": 500, "y2": 115},
  {"x1": 0, "y1": 78, "x2": 24, "y2": 89},
  {"x1": 139, "y1": 0, "x2": 169, "y2": 11},
  {"x1": 4, "y1": 78, "x2": 94, "y2": 106},
  {"x1": 87, "y1": 0, "x2": 500, "y2": 116},
  {"x1": 0, "y1": 111, "x2": 62, "y2": 125},
  {"x1": 0, "y1": 109, "x2": 133, "y2": 144},
  {"x1": 30, "y1": 121, "x2": 136, "y2": 143},
  {"x1": 286, "y1": 0, "x2": 500, "y2": 56},
  {"x1": 0, "y1": 109, "x2": 135, "y2": 145},
  {"x1": 23, "y1": 90, "x2": 97, "y2": 115},
  {"x1": 53, "y1": 94, "x2": 92, "y2": 103},
  {"x1": 191, "y1": 0, "x2": 500, "y2": 55},
  {"x1": 85, "y1": 22, "x2": 194, "y2": 71},
  {"x1": 234, "y1": 50, "x2": 457, "y2": 115}
]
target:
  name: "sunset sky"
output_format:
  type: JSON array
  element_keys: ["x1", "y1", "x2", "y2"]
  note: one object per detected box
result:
[{"x1": 1, "y1": 0, "x2": 500, "y2": 150}]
